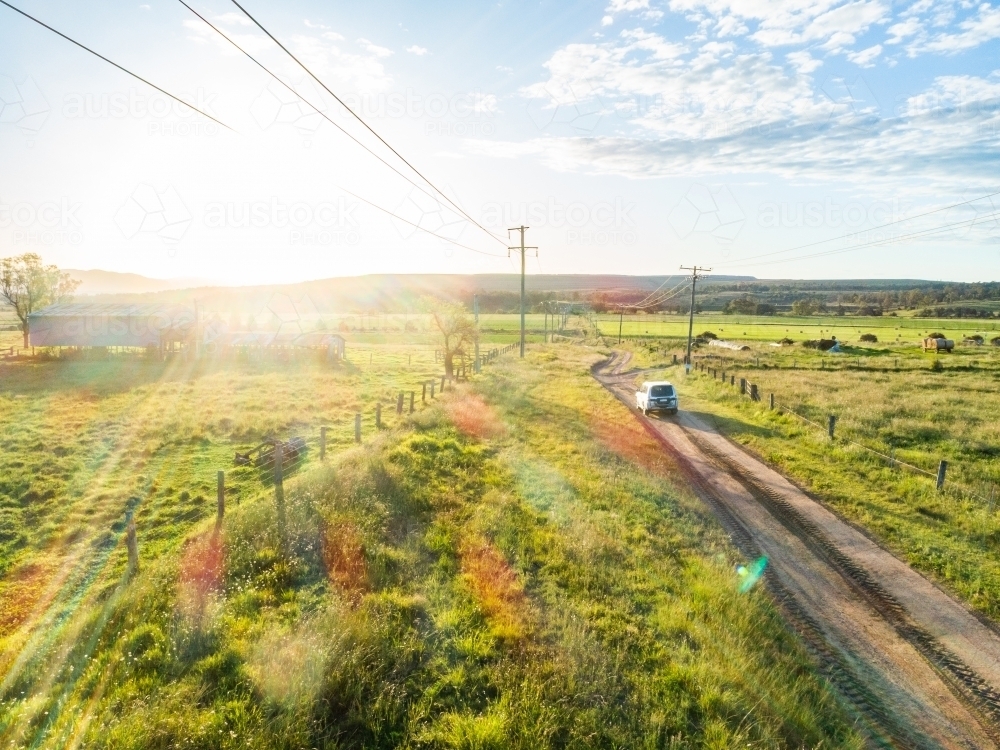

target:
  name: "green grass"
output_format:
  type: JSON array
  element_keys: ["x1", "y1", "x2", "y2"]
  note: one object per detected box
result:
[
  {"x1": 0, "y1": 342, "x2": 862, "y2": 748},
  {"x1": 633, "y1": 350, "x2": 1000, "y2": 621},
  {"x1": 596, "y1": 311, "x2": 1000, "y2": 343}
]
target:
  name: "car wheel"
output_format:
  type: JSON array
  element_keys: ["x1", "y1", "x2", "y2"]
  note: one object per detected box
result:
[{"x1": 670, "y1": 409, "x2": 678, "y2": 415}]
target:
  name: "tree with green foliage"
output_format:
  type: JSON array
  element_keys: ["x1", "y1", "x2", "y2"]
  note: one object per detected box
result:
[
  {"x1": 428, "y1": 300, "x2": 477, "y2": 378},
  {"x1": 0, "y1": 253, "x2": 80, "y2": 348}
]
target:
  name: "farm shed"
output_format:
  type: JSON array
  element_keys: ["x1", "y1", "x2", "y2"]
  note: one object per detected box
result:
[{"x1": 28, "y1": 303, "x2": 196, "y2": 349}]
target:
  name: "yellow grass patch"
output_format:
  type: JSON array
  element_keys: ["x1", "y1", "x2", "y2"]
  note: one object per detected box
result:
[
  {"x1": 459, "y1": 537, "x2": 528, "y2": 642},
  {"x1": 321, "y1": 521, "x2": 368, "y2": 598},
  {"x1": 446, "y1": 391, "x2": 507, "y2": 441}
]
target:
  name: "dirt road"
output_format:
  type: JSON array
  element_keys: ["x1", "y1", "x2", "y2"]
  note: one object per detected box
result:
[{"x1": 596, "y1": 352, "x2": 1000, "y2": 749}]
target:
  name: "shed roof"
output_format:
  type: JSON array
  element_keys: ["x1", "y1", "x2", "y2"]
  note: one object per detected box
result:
[{"x1": 29, "y1": 303, "x2": 194, "y2": 318}]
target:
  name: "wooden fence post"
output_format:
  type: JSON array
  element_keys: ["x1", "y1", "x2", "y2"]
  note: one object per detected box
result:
[
  {"x1": 750, "y1": 383, "x2": 759, "y2": 402},
  {"x1": 673, "y1": 354, "x2": 678, "y2": 365},
  {"x1": 126, "y1": 515, "x2": 139, "y2": 574},
  {"x1": 937, "y1": 460, "x2": 948, "y2": 491},
  {"x1": 217, "y1": 471, "x2": 225, "y2": 526},
  {"x1": 740, "y1": 377, "x2": 746, "y2": 394},
  {"x1": 430, "y1": 381, "x2": 435, "y2": 398},
  {"x1": 320, "y1": 426, "x2": 327, "y2": 461},
  {"x1": 355, "y1": 413, "x2": 361, "y2": 443},
  {"x1": 730, "y1": 375, "x2": 735, "y2": 386},
  {"x1": 769, "y1": 393, "x2": 775, "y2": 409},
  {"x1": 396, "y1": 392, "x2": 404, "y2": 414},
  {"x1": 376, "y1": 403, "x2": 382, "y2": 428},
  {"x1": 422, "y1": 382, "x2": 427, "y2": 402},
  {"x1": 828, "y1": 415, "x2": 837, "y2": 440},
  {"x1": 409, "y1": 391, "x2": 415, "y2": 413}
]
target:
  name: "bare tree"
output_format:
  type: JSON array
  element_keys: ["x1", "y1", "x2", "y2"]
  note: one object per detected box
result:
[
  {"x1": 429, "y1": 301, "x2": 477, "y2": 378},
  {"x1": 0, "y1": 253, "x2": 80, "y2": 348}
]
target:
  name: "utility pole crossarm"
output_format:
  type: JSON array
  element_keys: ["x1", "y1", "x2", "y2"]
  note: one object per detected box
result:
[
  {"x1": 679, "y1": 265, "x2": 712, "y2": 372},
  {"x1": 508, "y1": 225, "x2": 538, "y2": 359}
]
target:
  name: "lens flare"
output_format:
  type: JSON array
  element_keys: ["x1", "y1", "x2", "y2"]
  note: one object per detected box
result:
[{"x1": 737, "y1": 556, "x2": 768, "y2": 593}]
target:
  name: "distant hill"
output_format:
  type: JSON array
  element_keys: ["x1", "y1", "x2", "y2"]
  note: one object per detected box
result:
[{"x1": 65, "y1": 269, "x2": 215, "y2": 296}]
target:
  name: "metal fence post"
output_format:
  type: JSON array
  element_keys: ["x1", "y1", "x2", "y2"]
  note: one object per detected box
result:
[
  {"x1": 769, "y1": 393, "x2": 775, "y2": 410},
  {"x1": 355, "y1": 413, "x2": 361, "y2": 443},
  {"x1": 828, "y1": 415, "x2": 837, "y2": 440}
]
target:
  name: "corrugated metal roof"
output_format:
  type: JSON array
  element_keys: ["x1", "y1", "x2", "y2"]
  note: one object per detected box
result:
[{"x1": 29, "y1": 303, "x2": 194, "y2": 317}]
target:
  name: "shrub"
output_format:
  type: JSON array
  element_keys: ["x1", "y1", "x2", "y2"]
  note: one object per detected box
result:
[
  {"x1": 991, "y1": 336, "x2": 1000, "y2": 346},
  {"x1": 699, "y1": 331, "x2": 718, "y2": 340},
  {"x1": 928, "y1": 332, "x2": 945, "y2": 339},
  {"x1": 931, "y1": 359, "x2": 944, "y2": 372},
  {"x1": 859, "y1": 333, "x2": 878, "y2": 343},
  {"x1": 778, "y1": 337, "x2": 794, "y2": 345}
]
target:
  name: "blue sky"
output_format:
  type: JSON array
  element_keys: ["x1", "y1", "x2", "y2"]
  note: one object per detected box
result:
[{"x1": 0, "y1": 0, "x2": 998, "y2": 284}]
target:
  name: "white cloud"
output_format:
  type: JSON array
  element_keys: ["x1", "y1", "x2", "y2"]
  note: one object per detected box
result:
[
  {"x1": 904, "y1": 71, "x2": 1000, "y2": 115},
  {"x1": 139, "y1": 4, "x2": 151, "y2": 10},
  {"x1": 847, "y1": 43, "x2": 882, "y2": 65},
  {"x1": 357, "y1": 38, "x2": 394, "y2": 58},
  {"x1": 497, "y1": 65, "x2": 514, "y2": 73},
  {"x1": 405, "y1": 45, "x2": 429, "y2": 55},
  {"x1": 920, "y1": 3, "x2": 1000, "y2": 53}
]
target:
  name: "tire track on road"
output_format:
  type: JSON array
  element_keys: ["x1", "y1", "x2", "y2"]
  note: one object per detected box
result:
[{"x1": 593, "y1": 352, "x2": 1000, "y2": 749}]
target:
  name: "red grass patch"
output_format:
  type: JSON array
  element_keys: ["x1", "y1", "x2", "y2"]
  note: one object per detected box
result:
[
  {"x1": 177, "y1": 534, "x2": 225, "y2": 618},
  {"x1": 446, "y1": 392, "x2": 506, "y2": 441},
  {"x1": 460, "y1": 537, "x2": 528, "y2": 641},
  {"x1": 321, "y1": 522, "x2": 368, "y2": 598},
  {"x1": 589, "y1": 410, "x2": 676, "y2": 478},
  {"x1": 0, "y1": 561, "x2": 57, "y2": 639}
]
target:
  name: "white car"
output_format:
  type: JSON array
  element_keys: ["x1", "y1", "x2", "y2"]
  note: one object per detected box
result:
[{"x1": 636, "y1": 380, "x2": 678, "y2": 415}]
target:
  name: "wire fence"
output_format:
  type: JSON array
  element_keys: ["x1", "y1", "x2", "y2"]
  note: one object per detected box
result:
[{"x1": 690, "y1": 360, "x2": 994, "y2": 506}]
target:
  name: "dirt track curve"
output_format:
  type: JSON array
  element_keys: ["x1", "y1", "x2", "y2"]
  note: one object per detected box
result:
[{"x1": 596, "y1": 351, "x2": 1000, "y2": 749}]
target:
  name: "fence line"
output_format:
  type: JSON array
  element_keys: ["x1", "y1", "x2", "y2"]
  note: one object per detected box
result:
[{"x1": 695, "y1": 361, "x2": 991, "y2": 504}]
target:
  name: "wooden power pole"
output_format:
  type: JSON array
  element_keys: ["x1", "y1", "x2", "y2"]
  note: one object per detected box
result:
[
  {"x1": 508, "y1": 226, "x2": 538, "y2": 358},
  {"x1": 680, "y1": 265, "x2": 711, "y2": 372}
]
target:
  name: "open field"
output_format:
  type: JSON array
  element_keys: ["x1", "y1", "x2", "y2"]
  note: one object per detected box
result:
[
  {"x1": 595, "y1": 311, "x2": 1000, "y2": 343},
  {"x1": 0, "y1": 332, "x2": 862, "y2": 748}
]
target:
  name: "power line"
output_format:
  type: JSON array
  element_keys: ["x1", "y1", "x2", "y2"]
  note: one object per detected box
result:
[
  {"x1": 728, "y1": 190, "x2": 1000, "y2": 266},
  {"x1": 339, "y1": 187, "x2": 507, "y2": 258},
  {"x1": 226, "y1": 0, "x2": 506, "y2": 248},
  {"x1": 0, "y1": 0, "x2": 234, "y2": 132},
  {"x1": 177, "y1": 0, "x2": 494, "y2": 247},
  {"x1": 630, "y1": 278, "x2": 691, "y2": 309},
  {"x1": 724, "y1": 209, "x2": 1000, "y2": 269},
  {"x1": 630, "y1": 275, "x2": 687, "y2": 309}
]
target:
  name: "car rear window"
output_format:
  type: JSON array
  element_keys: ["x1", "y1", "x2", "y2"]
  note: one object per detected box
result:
[{"x1": 650, "y1": 385, "x2": 674, "y2": 397}]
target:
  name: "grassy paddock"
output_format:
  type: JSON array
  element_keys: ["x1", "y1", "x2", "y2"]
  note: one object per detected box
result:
[
  {"x1": 632, "y1": 352, "x2": 1000, "y2": 621},
  {"x1": 0, "y1": 342, "x2": 862, "y2": 748},
  {"x1": 596, "y1": 312, "x2": 1000, "y2": 344}
]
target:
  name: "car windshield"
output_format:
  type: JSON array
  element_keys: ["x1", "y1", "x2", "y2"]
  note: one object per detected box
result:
[{"x1": 650, "y1": 385, "x2": 674, "y2": 397}]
